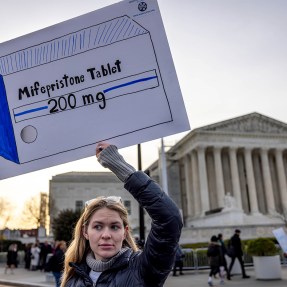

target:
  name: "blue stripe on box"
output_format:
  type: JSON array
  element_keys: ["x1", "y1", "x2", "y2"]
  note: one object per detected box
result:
[{"x1": 0, "y1": 75, "x2": 20, "y2": 164}]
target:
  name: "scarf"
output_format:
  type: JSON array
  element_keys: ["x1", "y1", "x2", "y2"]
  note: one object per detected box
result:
[{"x1": 86, "y1": 248, "x2": 129, "y2": 272}]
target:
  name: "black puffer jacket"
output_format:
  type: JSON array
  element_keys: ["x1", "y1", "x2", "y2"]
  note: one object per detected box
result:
[
  {"x1": 66, "y1": 171, "x2": 183, "y2": 287},
  {"x1": 229, "y1": 233, "x2": 243, "y2": 256}
]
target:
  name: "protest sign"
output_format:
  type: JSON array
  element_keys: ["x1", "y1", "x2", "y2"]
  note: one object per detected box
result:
[
  {"x1": 272, "y1": 227, "x2": 287, "y2": 253},
  {"x1": 0, "y1": 0, "x2": 190, "y2": 179}
]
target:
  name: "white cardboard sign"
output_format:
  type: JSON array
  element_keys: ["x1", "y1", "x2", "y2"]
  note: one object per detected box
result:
[
  {"x1": 272, "y1": 227, "x2": 287, "y2": 253},
  {"x1": 0, "y1": 0, "x2": 190, "y2": 179}
]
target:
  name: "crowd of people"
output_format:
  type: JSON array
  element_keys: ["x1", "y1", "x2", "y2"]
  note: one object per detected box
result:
[
  {"x1": 170, "y1": 229, "x2": 252, "y2": 286},
  {"x1": 23, "y1": 240, "x2": 54, "y2": 271},
  {"x1": 22, "y1": 240, "x2": 67, "y2": 287}
]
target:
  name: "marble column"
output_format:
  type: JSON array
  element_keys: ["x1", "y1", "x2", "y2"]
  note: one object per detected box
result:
[
  {"x1": 191, "y1": 150, "x2": 201, "y2": 216},
  {"x1": 184, "y1": 154, "x2": 193, "y2": 217},
  {"x1": 197, "y1": 146, "x2": 210, "y2": 213},
  {"x1": 229, "y1": 147, "x2": 243, "y2": 210},
  {"x1": 214, "y1": 147, "x2": 225, "y2": 208},
  {"x1": 260, "y1": 148, "x2": 276, "y2": 214},
  {"x1": 244, "y1": 147, "x2": 260, "y2": 214},
  {"x1": 275, "y1": 149, "x2": 287, "y2": 212}
]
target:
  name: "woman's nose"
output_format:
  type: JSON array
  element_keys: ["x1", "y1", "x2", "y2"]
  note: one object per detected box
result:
[{"x1": 101, "y1": 228, "x2": 112, "y2": 239}]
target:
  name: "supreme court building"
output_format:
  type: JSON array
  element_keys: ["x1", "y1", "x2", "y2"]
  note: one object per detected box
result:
[{"x1": 148, "y1": 112, "x2": 287, "y2": 242}]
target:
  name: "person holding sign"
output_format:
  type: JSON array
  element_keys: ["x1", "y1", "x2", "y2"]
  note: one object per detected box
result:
[{"x1": 61, "y1": 142, "x2": 183, "y2": 287}]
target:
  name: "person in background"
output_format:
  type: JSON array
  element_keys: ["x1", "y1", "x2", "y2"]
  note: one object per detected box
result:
[
  {"x1": 207, "y1": 235, "x2": 221, "y2": 286},
  {"x1": 49, "y1": 241, "x2": 67, "y2": 287},
  {"x1": 228, "y1": 229, "x2": 250, "y2": 279},
  {"x1": 4, "y1": 243, "x2": 18, "y2": 275},
  {"x1": 172, "y1": 244, "x2": 184, "y2": 276},
  {"x1": 39, "y1": 241, "x2": 53, "y2": 271},
  {"x1": 61, "y1": 142, "x2": 183, "y2": 287},
  {"x1": 24, "y1": 243, "x2": 33, "y2": 270},
  {"x1": 217, "y1": 233, "x2": 230, "y2": 280},
  {"x1": 30, "y1": 242, "x2": 41, "y2": 271}
]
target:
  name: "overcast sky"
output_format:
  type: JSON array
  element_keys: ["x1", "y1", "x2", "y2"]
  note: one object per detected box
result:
[{"x1": 0, "y1": 0, "x2": 286, "y2": 228}]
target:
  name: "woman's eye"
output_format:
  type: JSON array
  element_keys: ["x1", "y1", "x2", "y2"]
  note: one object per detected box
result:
[
  {"x1": 111, "y1": 225, "x2": 120, "y2": 231},
  {"x1": 94, "y1": 225, "x2": 102, "y2": 230}
]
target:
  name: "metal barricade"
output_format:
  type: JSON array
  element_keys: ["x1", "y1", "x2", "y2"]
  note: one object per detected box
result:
[{"x1": 182, "y1": 248, "x2": 209, "y2": 271}]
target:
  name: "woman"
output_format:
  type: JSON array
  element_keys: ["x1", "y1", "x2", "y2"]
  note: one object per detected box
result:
[
  {"x1": 207, "y1": 235, "x2": 221, "y2": 286},
  {"x1": 30, "y1": 242, "x2": 41, "y2": 271},
  {"x1": 4, "y1": 244, "x2": 18, "y2": 274},
  {"x1": 61, "y1": 142, "x2": 183, "y2": 286},
  {"x1": 217, "y1": 233, "x2": 230, "y2": 280}
]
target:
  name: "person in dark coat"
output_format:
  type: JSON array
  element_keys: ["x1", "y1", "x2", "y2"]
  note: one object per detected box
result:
[
  {"x1": 228, "y1": 229, "x2": 250, "y2": 279},
  {"x1": 39, "y1": 241, "x2": 53, "y2": 271},
  {"x1": 24, "y1": 243, "x2": 32, "y2": 270},
  {"x1": 217, "y1": 233, "x2": 230, "y2": 280},
  {"x1": 172, "y1": 245, "x2": 184, "y2": 276},
  {"x1": 207, "y1": 235, "x2": 221, "y2": 286},
  {"x1": 48, "y1": 241, "x2": 67, "y2": 287},
  {"x1": 4, "y1": 244, "x2": 18, "y2": 275},
  {"x1": 61, "y1": 142, "x2": 183, "y2": 287}
]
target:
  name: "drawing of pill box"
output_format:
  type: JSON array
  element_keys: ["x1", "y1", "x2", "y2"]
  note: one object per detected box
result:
[{"x1": 0, "y1": 15, "x2": 172, "y2": 165}]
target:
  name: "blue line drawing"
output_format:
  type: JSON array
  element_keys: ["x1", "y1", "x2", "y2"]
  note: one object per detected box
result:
[
  {"x1": 15, "y1": 106, "x2": 48, "y2": 117},
  {"x1": 103, "y1": 76, "x2": 157, "y2": 93}
]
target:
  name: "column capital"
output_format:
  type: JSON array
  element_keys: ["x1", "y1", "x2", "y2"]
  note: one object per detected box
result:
[
  {"x1": 275, "y1": 148, "x2": 285, "y2": 155},
  {"x1": 184, "y1": 153, "x2": 191, "y2": 162},
  {"x1": 229, "y1": 146, "x2": 239, "y2": 152},
  {"x1": 196, "y1": 145, "x2": 206, "y2": 152},
  {"x1": 259, "y1": 147, "x2": 270, "y2": 153},
  {"x1": 213, "y1": 146, "x2": 222, "y2": 153},
  {"x1": 244, "y1": 146, "x2": 253, "y2": 152}
]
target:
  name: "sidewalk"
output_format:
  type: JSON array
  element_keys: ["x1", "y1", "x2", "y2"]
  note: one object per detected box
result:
[
  {"x1": 0, "y1": 266, "x2": 286, "y2": 287},
  {"x1": 165, "y1": 266, "x2": 287, "y2": 287}
]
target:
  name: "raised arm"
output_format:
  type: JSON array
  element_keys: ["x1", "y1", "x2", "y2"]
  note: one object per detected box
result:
[{"x1": 97, "y1": 143, "x2": 183, "y2": 286}]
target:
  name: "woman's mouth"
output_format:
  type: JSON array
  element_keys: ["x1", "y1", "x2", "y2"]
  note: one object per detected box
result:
[{"x1": 99, "y1": 244, "x2": 113, "y2": 249}]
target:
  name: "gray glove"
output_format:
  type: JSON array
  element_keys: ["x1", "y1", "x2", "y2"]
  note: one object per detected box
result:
[{"x1": 97, "y1": 145, "x2": 136, "y2": 182}]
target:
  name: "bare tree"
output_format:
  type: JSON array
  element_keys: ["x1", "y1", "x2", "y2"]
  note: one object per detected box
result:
[
  {"x1": 21, "y1": 194, "x2": 41, "y2": 229},
  {"x1": 0, "y1": 198, "x2": 12, "y2": 228}
]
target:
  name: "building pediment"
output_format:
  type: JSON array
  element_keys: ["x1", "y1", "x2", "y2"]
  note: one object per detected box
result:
[{"x1": 199, "y1": 112, "x2": 287, "y2": 134}]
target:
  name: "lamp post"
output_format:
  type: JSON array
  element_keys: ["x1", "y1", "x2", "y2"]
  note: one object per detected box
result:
[
  {"x1": 160, "y1": 138, "x2": 169, "y2": 195},
  {"x1": 137, "y1": 144, "x2": 145, "y2": 243}
]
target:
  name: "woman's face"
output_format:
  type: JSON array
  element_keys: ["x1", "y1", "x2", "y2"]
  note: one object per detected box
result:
[{"x1": 84, "y1": 207, "x2": 127, "y2": 261}]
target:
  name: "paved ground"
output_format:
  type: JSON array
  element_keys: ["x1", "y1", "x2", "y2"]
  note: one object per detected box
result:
[{"x1": 0, "y1": 266, "x2": 286, "y2": 287}]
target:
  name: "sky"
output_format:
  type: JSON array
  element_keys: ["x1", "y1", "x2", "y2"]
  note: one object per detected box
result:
[{"x1": 0, "y1": 0, "x2": 287, "y2": 228}]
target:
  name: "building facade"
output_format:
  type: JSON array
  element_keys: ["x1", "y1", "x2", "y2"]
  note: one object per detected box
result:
[{"x1": 149, "y1": 113, "x2": 287, "y2": 243}]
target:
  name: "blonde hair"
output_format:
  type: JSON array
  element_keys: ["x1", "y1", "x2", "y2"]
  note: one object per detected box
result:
[
  {"x1": 55, "y1": 240, "x2": 67, "y2": 252},
  {"x1": 61, "y1": 197, "x2": 139, "y2": 286}
]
